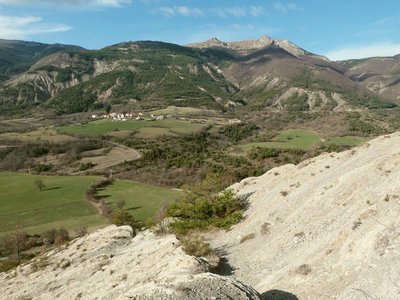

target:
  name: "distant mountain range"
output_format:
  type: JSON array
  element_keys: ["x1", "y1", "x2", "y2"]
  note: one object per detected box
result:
[
  {"x1": 340, "y1": 55, "x2": 400, "y2": 103},
  {"x1": 0, "y1": 36, "x2": 398, "y2": 116}
]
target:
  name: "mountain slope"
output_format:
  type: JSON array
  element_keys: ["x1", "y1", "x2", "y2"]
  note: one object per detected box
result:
[
  {"x1": 189, "y1": 36, "x2": 395, "y2": 112},
  {"x1": 226, "y1": 50, "x2": 393, "y2": 111},
  {"x1": 211, "y1": 132, "x2": 400, "y2": 299},
  {"x1": 0, "y1": 41, "x2": 242, "y2": 115},
  {"x1": 0, "y1": 39, "x2": 83, "y2": 83},
  {"x1": 0, "y1": 37, "x2": 396, "y2": 116},
  {"x1": 342, "y1": 55, "x2": 400, "y2": 104}
]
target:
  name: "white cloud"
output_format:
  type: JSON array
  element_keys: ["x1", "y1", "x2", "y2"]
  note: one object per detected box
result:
[
  {"x1": 273, "y1": 2, "x2": 302, "y2": 13},
  {"x1": 0, "y1": 15, "x2": 72, "y2": 39},
  {"x1": 155, "y1": 6, "x2": 266, "y2": 18},
  {"x1": 325, "y1": 43, "x2": 400, "y2": 61},
  {"x1": 0, "y1": 0, "x2": 131, "y2": 7},
  {"x1": 156, "y1": 6, "x2": 203, "y2": 17},
  {"x1": 176, "y1": 6, "x2": 203, "y2": 17},
  {"x1": 210, "y1": 7, "x2": 250, "y2": 18},
  {"x1": 221, "y1": 7, "x2": 247, "y2": 17},
  {"x1": 250, "y1": 6, "x2": 265, "y2": 17}
]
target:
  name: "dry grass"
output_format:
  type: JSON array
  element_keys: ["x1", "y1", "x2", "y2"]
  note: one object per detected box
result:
[
  {"x1": 135, "y1": 127, "x2": 173, "y2": 139},
  {"x1": 0, "y1": 129, "x2": 75, "y2": 143},
  {"x1": 75, "y1": 146, "x2": 140, "y2": 174},
  {"x1": 182, "y1": 234, "x2": 213, "y2": 257},
  {"x1": 240, "y1": 233, "x2": 256, "y2": 243}
]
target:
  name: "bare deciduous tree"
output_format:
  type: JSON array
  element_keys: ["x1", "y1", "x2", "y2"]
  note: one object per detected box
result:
[
  {"x1": 116, "y1": 200, "x2": 126, "y2": 210},
  {"x1": 3, "y1": 227, "x2": 28, "y2": 264}
]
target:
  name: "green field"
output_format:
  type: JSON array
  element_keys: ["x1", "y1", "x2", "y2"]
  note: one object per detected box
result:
[
  {"x1": 0, "y1": 173, "x2": 181, "y2": 235},
  {"x1": 239, "y1": 129, "x2": 322, "y2": 151},
  {"x1": 0, "y1": 173, "x2": 106, "y2": 234},
  {"x1": 238, "y1": 129, "x2": 367, "y2": 152},
  {"x1": 58, "y1": 119, "x2": 206, "y2": 137},
  {"x1": 98, "y1": 180, "x2": 181, "y2": 223}
]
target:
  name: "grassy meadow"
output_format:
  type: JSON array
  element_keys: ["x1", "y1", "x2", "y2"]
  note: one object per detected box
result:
[
  {"x1": 238, "y1": 129, "x2": 322, "y2": 151},
  {"x1": 0, "y1": 173, "x2": 181, "y2": 235},
  {"x1": 97, "y1": 180, "x2": 181, "y2": 223},
  {"x1": 58, "y1": 119, "x2": 207, "y2": 137},
  {"x1": 0, "y1": 173, "x2": 105, "y2": 235},
  {"x1": 237, "y1": 129, "x2": 368, "y2": 152},
  {"x1": 0, "y1": 129, "x2": 75, "y2": 143}
]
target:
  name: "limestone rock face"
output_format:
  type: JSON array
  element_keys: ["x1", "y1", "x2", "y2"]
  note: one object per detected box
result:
[
  {"x1": 211, "y1": 132, "x2": 400, "y2": 299},
  {"x1": 187, "y1": 35, "x2": 328, "y2": 60},
  {"x1": 0, "y1": 225, "x2": 260, "y2": 300}
]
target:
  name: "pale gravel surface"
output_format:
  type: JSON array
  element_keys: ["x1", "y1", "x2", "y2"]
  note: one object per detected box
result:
[
  {"x1": 211, "y1": 132, "x2": 400, "y2": 299},
  {"x1": 0, "y1": 226, "x2": 260, "y2": 300}
]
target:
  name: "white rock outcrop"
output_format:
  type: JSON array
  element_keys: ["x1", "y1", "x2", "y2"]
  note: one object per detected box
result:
[
  {"x1": 0, "y1": 226, "x2": 260, "y2": 300},
  {"x1": 212, "y1": 132, "x2": 400, "y2": 299}
]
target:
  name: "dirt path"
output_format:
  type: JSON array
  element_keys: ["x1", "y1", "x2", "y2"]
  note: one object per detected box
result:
[{"x1": 72, "y1": 141, "x2": 141, "y2": 175}]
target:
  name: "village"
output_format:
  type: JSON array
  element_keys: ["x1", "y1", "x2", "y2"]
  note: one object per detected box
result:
[
  {"x1": 89, "y1": 111, "x2": 242, "y2": 125},
  {"x1": 89, "y1": 112, "x2": 168, "y2": 122}
]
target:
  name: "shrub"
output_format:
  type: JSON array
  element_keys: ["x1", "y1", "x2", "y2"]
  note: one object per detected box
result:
[
  {"x1": 42, "y1": 228, "x2": 69, "y2": 245},
  {"x1": 35, "y1": 163, "x2": 53, "y2": 173},
  {"x1": 79, "y1": 162, "x2": 96, "y2": 171},
  {"x1": 43, "y1": 228, "x2": 57, "y2": 245},
  {"x1": 167, "y1": 173, "x2": 246, "y2": 234},
  {"x1": 112, "y1": 209, "x2": 142, "y2": 234},
  {"x1": 54, "y1": 228, "x2": 70, "y2": 246},
  {"x1": 181, "y1": 235, "x2": 213, "y2": 257},
  {"x1": 32, "y1": 146, "x2": 49, "y2": 157},
  {"x1": 34, "y1": 179, "x2": 45, "y2": 191},
  {"x1": 0, "y1": 260, "x2": 19, "y2": 273}
]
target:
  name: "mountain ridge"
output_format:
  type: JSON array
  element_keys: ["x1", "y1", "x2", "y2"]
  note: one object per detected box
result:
[
  {"x1": 0, "y1": 37, "x2": 397, "y2": 116},
  {"x1": 187, "y1": 35, "x2": 330, "y2": 62}
]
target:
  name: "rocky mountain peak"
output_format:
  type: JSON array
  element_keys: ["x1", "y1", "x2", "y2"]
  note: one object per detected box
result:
[
  {"x1": 187, "y1": 35, "x2": 314, "y2": 58},
  {"x1": 209, "y1": 37, "x2": 222, "y2": 42},
  {"x1": 258, "y1": 35, "x2": 273, "y2": 43}
]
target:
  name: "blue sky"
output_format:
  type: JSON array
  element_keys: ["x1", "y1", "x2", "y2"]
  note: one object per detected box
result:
[{"x1": 0, "y1": 0, "x2": 399, "y2": 60}]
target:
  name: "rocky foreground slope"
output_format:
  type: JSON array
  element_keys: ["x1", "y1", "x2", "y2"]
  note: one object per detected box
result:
[
  {"x1": 2, "y1": 133, "x2": 400, "y2": 299},
  {"x1": 0, "y1": 226, "x2": 260, "y2": 300},
  {"x1": 211, "y1": 132, "x2": 400, "y2": 299}
]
